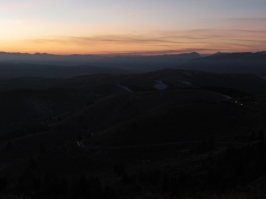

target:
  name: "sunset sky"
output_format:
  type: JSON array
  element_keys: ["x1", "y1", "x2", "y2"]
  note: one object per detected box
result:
[{"x1": 1, "y1": 0, "x2": 266, "y2": 55}]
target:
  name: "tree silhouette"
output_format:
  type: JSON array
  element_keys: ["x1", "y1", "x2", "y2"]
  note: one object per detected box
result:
[
  {"x1": 103, "y1": 185, "x2": 115, "y2": 199},
  {"x1": 207, "y1": 137, "x2": 215, "y2": 151},
  {"x1": 258, "y1": 130, "x2": 265, "y2": 141},
  {"x1": 138, "y1": 170, "x2": 145, "y2": 183},
  {"x1": 18, "y1": 167, "x2": 34, "y2": 193},
  {"x1": 58, "y1": 177, "x2": 69, "y2": 196},
  {"x1": 6, "y1": 141, "x2": 13, "y2": 151},
  {"x1": 131, "y1": 122, "x2": 137, "y2": 131},
  {"x1": 39, "y1": 143, "x2": 47, "y2": 155},
  {"x1": 113, "y1": 162, "x2": 126, "y2": 176},
  {"x1": 78, "y1": 174, "x2": 89, "y2": 197},
  {"x1": 0, "y1": 177, "x2": 8, "y2": 192},
  {"x1": 121, "y1": 172, "x2": 131, "y2": 184},
  {"x1": 28, "y1": 156, "x2": 37, "y2": 170},
  {"x1": 43, "y1": 170, "x2": 59, "y2": 195},
  {"x1": 161, "y1": 174, "x2": 169, "y2": 193},
  {"x1": 76, "y1": 133, "x2": 82, "y2": 141},
  {"x1": 249, "y1": 131, "x2": 256, "y2": 142},
  {"x1": 90, "y1": 176, "x2": 102, "y2": 199},
  {"x1": 33, "y1": 177, "x2": 41, "y2": 193}
]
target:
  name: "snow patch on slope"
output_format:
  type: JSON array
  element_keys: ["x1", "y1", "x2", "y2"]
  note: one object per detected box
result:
[
  {"x1": 181, "y1": 81, "x2": 192, "y2": 85},
  {"x1": 116, "y1": 84, "x2": 133, "y2": 92},
  {"x1": 154, "y1": 81, "x2": 168, "y2": 90}
]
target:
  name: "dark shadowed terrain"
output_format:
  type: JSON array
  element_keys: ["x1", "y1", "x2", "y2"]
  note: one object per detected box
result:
[{"x1": 0, "y1": 52, "x2": 266, "y2": 198}]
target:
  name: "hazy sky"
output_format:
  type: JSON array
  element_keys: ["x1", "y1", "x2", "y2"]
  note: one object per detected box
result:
[{"x1": 1, "y1": 0, "x2": 266, "y2": 55}]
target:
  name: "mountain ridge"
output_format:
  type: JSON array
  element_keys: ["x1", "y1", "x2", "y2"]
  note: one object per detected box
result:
[
  {"x1": 180, "y1": 51, "x2": 266, "y2": 75},
  {"x1": 0, "y1": 51, "x2": 201, "y2": 64}
]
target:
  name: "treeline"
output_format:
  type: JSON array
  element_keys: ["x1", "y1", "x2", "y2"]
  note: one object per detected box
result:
[
  {"x1": 200, "y1": 86, "x2": 251, "y2": 97},
  {"x1": 0, "y1": 158, "x2": 116, "y2": 199},
  {"x1": 134, "y1": 141, "x2": 266, "y2": 198},
  {"x1": 111, "y1": 137, "x2": 266, "y2": 198},
  {"x1": 2, "y1": 133, "x2": 266, "y2": 198}
]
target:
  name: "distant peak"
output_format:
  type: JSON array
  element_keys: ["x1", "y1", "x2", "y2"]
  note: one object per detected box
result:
[{"x1": 34, "y1": 53, "x2": 49, "y2": 55}]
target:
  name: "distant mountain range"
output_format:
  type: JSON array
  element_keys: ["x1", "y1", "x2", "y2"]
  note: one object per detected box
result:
[
  {"x1": 0, "y1": 52, "x2": 201, "y2": 65},
  {"x1": 180, "y1": 51, "x2": 266, "y2": 75},
  {"x1": 0, "y1": 52, "x2": 201, "y2": 78},
  {"x1": 0, "y1": 51, "x2": 266, "y2": 79}
]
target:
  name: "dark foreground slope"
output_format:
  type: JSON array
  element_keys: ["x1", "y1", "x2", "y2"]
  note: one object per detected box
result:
[
  {"x1": 0, "y1": 69, "x2": 266, "y2": 198},
  {"x1": 0, "y1": 88, "x2": 266, "y2": 198}
]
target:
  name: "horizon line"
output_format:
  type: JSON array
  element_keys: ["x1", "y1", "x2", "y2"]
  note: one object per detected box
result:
[{"x1": 0, "y1": 50, "x2": 265, "y2": 57}]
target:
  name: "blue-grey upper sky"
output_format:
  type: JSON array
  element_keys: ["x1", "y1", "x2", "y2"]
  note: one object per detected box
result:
[{"x1": 1, "y1": 0, "x2": 266, "y2": 54}]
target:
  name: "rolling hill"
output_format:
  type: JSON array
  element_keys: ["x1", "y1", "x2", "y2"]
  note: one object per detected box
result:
[{"x1": 0, "y1": 67, "x2": 266, "y2": 198}]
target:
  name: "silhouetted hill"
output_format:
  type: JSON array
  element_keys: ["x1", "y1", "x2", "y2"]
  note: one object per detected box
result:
[
  {"x1": 0, "y1": 77, "x2": 67, "y2": 92},
  {"x1": 1, "y1": 68, "x2": 266, "y2": 198},
  {"x1": 3, "y1": 68, "x2": 265, "y2": 94},
  {"x1": 1, "y1": 68, "x2": 266, "y2": 136},
  {"x1": 0, "y1": 63, "x2": 129, "y2": 79},
  {"x1": 113, "y1": 69, "x2": 266, "y2": 95},
  {"x1": 181, "y1": 52, "x2": 266, "y2": 75},
  {"x1": 49, "y1": 90, "x2": 225, "y2": 131}
]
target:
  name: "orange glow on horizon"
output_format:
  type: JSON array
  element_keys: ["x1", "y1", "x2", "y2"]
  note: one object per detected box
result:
[{"x1": 1, "y1": 28, "x2": 266, "y2": 55}]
